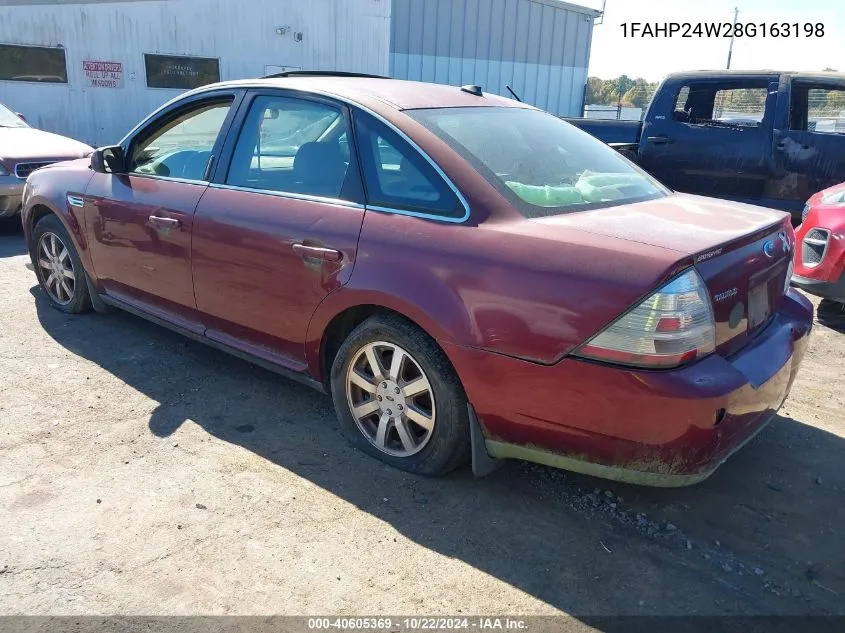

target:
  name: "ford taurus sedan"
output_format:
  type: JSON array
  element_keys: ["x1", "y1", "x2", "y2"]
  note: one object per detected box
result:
[
  {"x1": 0, "y1": 102, "x2": 92, "y2": 218},
  {"x1": 21, "y1": 73, "x2": 812, "y2": 486}
]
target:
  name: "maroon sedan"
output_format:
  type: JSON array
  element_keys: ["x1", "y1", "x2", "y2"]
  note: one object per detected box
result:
[{"x1": 21, "y1": 73, "x2": 812, "y2": 486}]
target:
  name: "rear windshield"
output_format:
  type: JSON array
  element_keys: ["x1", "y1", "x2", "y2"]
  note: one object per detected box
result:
[{"x1": 407, "y1": 106, "x2": 668, "y2": 217}]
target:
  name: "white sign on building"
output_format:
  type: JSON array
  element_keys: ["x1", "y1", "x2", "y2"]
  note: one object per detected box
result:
[{"x1": 83, "y1": 60, "x2": 124, "y2": 88}]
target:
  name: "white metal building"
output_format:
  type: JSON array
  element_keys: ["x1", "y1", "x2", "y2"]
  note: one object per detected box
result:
[
  {"x1": 0, "y1": 0, "x2": 391, "y2": 145},
  {"x1": 390, "y1": 0, "x2": 600, "y2": 118},
  {"x1": 0, "y1": 0, "x2": 597, "y2": 146}
]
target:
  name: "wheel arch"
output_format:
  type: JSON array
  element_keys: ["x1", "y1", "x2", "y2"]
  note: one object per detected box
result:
[
  {"x1": 24, "y1": 196, "x2": 95, "y2": 275},
  {"x1": 306, "y1": 291, "x2": 468, "y2": 389},
  {"x1": 27, "y1": 202, "x2": 59, "y2": 241}
]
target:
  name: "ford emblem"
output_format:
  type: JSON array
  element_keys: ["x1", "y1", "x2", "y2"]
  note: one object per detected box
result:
[{"x1": 763, "y1": 240, "x2": 775, "y2": 258}]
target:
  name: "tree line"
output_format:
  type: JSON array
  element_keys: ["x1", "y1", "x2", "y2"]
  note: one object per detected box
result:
[
  {"x1": 587, "y1": 70, "x2": 845, "y2": 116},
  {"x1": 585, "y1": 76, "x2": 658, "y2": 109}
]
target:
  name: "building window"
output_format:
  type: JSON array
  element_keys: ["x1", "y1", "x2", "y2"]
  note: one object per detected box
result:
[
  {"x1": 0, "y1": 43, "x2": 68, "y2": 83},
  {"x1": 144, "y1": 54, "x2": 220, "y2": 90}
]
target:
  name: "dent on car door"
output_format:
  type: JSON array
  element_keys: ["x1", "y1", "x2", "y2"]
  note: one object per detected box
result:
[
  {"x1": 770, "y1": 80, "x2": 845, "y2": 217},
  {"x1": 85, "y1": 95, "x2": 238, "y2": 324},
  {"x1": 191, "y1": 92, "x2": 367, "y2": 368}
]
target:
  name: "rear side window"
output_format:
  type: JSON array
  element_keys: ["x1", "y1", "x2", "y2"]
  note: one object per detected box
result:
[
  {"x1": 790, "y1": 83, "x2": 845, "y2": 134},
  {"x1": 353, "y1": 111, "x2": 463, "y2": 218},
  {"x1": 226, "y1": 95, "x2": 356, "y2": 200}
]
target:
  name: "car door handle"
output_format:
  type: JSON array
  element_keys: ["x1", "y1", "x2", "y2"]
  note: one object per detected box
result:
[
  {"x1": 292, "y1": 243, "x2": 343, "y2": 262},
  {"x1": 149, "y1": 216, "x2": 181, "y2": 228},
  {"x1": 647, "y1": 135, "x2": 674, "y2": 145}
]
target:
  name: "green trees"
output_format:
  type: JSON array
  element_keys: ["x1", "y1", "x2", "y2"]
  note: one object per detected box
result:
[{"x1": 586, "y1": 75, "x2": 658, "y2": 107}]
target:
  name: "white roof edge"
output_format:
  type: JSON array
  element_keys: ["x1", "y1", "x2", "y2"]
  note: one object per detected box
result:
[{"x1": 526, "y1": 0, "x2": 602, "y2": 17}]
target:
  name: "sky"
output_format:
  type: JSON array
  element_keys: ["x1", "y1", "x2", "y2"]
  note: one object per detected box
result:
[{"x1": 576, "y1": 0, "x2": 845, "y2": 81}]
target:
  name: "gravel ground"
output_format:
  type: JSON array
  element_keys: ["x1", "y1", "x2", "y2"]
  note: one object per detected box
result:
[{"x1": 1, "y1": 218, "x2": 844, "y2": 618}]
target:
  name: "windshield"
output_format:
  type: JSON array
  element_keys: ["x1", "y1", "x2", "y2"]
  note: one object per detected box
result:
[
  {"x1": 0, "y1": 102, "x2": 28, "y2": 128},
  {"x1": 407, "y1": 106, "x2": 668, "y2": 217}
]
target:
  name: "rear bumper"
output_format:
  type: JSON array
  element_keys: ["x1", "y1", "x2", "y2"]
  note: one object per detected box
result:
[
  {"x1": 792, "y1": 272, "x2": 845, "y2": 302},
  {"x1": 0, "y1": 177, "x2": 24, "y2": 218},
  {"x1": 445, "y1": 291, "x2": 813, "y2": 486}
]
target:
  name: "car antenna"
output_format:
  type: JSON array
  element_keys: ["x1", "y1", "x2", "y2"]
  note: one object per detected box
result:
[{"x1": 505, "y1": 85, "x2": 522, "y2": 102}]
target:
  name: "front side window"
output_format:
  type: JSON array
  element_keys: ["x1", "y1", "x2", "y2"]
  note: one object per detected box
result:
[
  {"x1": 711, "y1": 87, "x2": 768, "y2": 126},
  {"x1": 0, "y1": 43, "x2": 67, "y2": 83},
  {"x1": 130, "y1": 99, "x2": 232, "y2": 181},
  {"x1": 408, "y1": 106, "x2": 667, "y2": 218},
  {"x1": 226, "y1": 96, "x2": 352, "y2": 199},
  {"x1": 672, "y1": 81, "x2": 768, "y2": 127},
  {"x1": 354, "y1": 111, "x2": 462, "y2": 218}
]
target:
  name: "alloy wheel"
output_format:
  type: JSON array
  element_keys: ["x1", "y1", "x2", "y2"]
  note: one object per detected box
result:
[
  {"x1": 345, "y1": 341, "x2": 436, "y2": 457},
  {"x1": 37, "y1": 232, "x2": 76, "y2": 305}
]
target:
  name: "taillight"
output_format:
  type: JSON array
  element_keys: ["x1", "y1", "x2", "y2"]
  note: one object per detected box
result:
[{"x1": 575, "y1": 269, "x2": 716, "y2": 368}]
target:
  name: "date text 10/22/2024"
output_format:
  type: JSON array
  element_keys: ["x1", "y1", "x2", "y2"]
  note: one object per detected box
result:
[{"x1": 307, "y1": 617, "x2": 528, "y2": 631}]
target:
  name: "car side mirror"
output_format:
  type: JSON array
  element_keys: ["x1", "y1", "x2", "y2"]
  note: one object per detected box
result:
[{"x1": 91, "y1": 145, "x2": 125, "y2": 174}]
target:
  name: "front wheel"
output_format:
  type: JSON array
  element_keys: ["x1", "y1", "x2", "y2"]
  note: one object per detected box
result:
[
  {"x1": 330, "y1": 314, "x2": 470, "y2": 476},
  {"x1": 32, "y1": 214, "x2": 92, "y2": 314}
]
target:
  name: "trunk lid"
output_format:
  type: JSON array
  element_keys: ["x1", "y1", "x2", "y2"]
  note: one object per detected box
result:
[{"x1": 533, "y1": 193, "x2": 795, "y2": 356}]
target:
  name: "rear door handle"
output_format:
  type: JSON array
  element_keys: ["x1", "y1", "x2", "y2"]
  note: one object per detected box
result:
[
  {"x1": 647, "y1": 135, "x2": 674, "y2": 145},
  {"x1": 149, "y1": 216, "x2": 181, "y2": 228},
  {"x1": 292, "y1": 243, "x2": 343, "y2": 262}
]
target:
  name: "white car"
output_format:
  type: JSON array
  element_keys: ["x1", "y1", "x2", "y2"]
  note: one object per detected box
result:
[{"x1": 0, "y1": 102, "x2": 92, "y2": 219}]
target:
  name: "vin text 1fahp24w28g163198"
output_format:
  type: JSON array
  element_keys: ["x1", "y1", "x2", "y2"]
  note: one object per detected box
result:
[{"x1": 21, "y1": 74, "x2": 812, "y2": 486}]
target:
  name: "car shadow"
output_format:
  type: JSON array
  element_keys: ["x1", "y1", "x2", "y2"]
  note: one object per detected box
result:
[
  {"x1": 30, "y1": 286, "x2": 845, "y2": 619},
  {"x1": 0, "y1": 217, "x2": 26, "y2": 258},
  {"x1": 817, "y1": 299, "x2": 845, "y2": 333}
]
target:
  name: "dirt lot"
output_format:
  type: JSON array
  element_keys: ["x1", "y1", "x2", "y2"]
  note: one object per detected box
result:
[{"x1": 1, "y1": 218, "x2": 844, "y2": 620}]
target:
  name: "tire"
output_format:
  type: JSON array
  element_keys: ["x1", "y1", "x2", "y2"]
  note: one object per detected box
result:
[
  {"x1": 330, "y1": 313, "x2": 470, "y2": 476},
  {"x1": 32, "y1": 214, "x2": 92, "y2": 314}
]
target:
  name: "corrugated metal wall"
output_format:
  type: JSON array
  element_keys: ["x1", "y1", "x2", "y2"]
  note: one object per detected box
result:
[
  {"x1": 0, "y1": 0, "x2": 391, "y2": 145},
  {"x1": 390, "y1": 0, "x2": 596, "y2": 116}
]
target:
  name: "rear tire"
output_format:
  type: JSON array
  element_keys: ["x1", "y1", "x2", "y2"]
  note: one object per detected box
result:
[
  {"x1": 32, "y1": 214, "x2": 92, "y2": 314},
  {"x1": 330, "y1": 314, "x2": 470, "y2": 476}
]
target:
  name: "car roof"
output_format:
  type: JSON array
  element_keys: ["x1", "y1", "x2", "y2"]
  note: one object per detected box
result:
[
  {"x1": 665, "y1": 69, "x2": 845, "y2": 82},
  {"x1": 193, "y1": 76, "x2": 530, "y2": 111}
]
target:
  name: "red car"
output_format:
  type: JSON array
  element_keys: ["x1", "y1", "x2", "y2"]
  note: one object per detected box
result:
[
  {"x1": 21, "y1": 73, "x2": 812, "y2": 486},
  {"x1": 792, "y1": 182, "x2": 845, "y2": 302}
]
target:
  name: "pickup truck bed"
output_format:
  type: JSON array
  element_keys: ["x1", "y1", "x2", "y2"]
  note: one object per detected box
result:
[{"x1": 563, "y1": 118, "x2": 642, "y2": 145}]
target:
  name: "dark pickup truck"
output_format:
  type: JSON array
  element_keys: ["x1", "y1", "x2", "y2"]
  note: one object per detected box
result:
[{"x1": 566, "y1": 70, "x2": 845, "y2": 223}]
